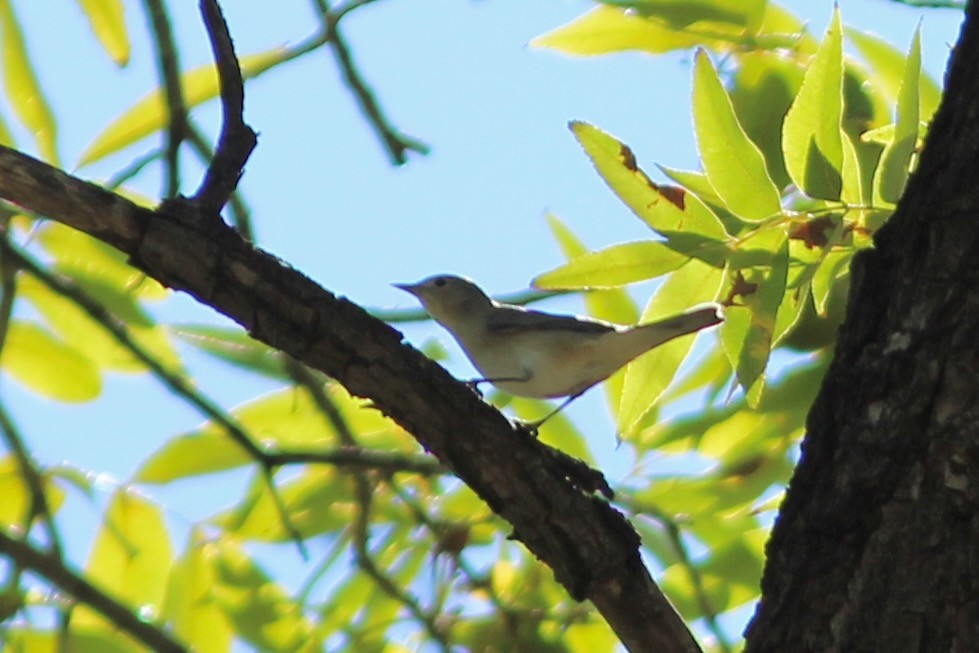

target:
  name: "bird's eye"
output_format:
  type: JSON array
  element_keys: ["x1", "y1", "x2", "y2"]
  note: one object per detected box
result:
[{"x1": 434, "y1": 278, "x2": 447, "y2": 288}]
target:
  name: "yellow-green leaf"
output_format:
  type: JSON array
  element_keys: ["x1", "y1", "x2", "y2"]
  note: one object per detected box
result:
[
  {"x1": 170, "y1": 324, "x2": 291, "y2": 380},
  {"x1": 214, "y1": 467, "x2": 352, "y2": 541},
  {"x1": 873, "y1": 27, "x2": 921, "y2": 206},
  {"x1": 19, "y1": 275, "x2": 179, "y2": 374},
  {"x1": 135, "y1": 431, "x2": 251, "y2": 483},
  {"x1": 2, "y1": 321, "x2": 101, "y2": 402},
  {"x1": 531, "y1": 6, "x2": 702, "y2": 56},
  {"x1": 569, "y1": 121, "x2": 728, "y2": 240},
  {"x1": 0, "y1": 457, "x2": 66, "y2": 528},
  {"x1": 73, "y1": 491, "x2": 172, "y2": 629},
  {"x1": 616, "y1": 259, "x2": 724, "y2": 436},
  {"x1": 693, "y1": 49, "x2": 781, "y2": 222},
  {"x1": 164, "y1": 531, "x2": 232, "y2": 653},
  {"x1": 737, "y1": 233, "x2": 789, "y2": 395},
  {"x1": 847, "y1": 26, "x2": 941, "y2": 123},
  {"x1": 782, "y1": 8, "x2": 844, "y2": 200},
  {"x1": 78, "y1": 48, "x2": 290, "y2": 166},
  {"x1": 211, "y1": 539, "x2": 316, "y2": 652},
  {"x1": 38, "y1": 222, "x2": 168, "y2": 301},
  {"x1": 534, "y1": 240, "x2": 688, "y2": 289},
  {"x1": 0, "y1": 0, "x2": 58, "y2": 162},
  {"x1": 76, "y1": 0, "x2": 129, "y2": 66}
]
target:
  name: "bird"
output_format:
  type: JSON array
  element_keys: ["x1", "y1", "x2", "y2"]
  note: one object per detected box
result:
[{"x1": 394, "y1": 274, "x2": 723, "y2": 430}]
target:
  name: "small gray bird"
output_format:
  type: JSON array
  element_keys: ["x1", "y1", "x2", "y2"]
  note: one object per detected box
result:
[{"x1": 395, "y1": 275, "x2": 723, "y2": 429}]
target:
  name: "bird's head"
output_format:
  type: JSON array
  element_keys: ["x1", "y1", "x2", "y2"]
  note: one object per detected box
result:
[{"x1": 394, "y1": 275, "x2": 493, "y2": 327}]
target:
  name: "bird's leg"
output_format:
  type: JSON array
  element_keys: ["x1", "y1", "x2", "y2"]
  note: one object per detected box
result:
[
  {"x1": 464, "y1": 373, "x2": 531, "y2": 398},
  {"x1": 516, "y1": 390, "x2": 586, "y2": 437},
  {"x1": 463, "y1": 378, "x2": 490, "y2": 398}
]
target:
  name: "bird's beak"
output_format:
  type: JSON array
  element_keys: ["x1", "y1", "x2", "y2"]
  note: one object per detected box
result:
[{"x1": 392, "y1": 282, "x2": 420, "y2": 296}]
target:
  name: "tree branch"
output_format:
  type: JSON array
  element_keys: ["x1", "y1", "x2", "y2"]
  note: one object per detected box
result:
[
  {"x1": 0, "y1": 530, "x2": 187, "y2": 653},
  {"x1": 190, "y1": 0, "x2": 256, "y2": 214},
  {"x1": 0, "y1": 141, "x2": 697, "y2": 652},
  {"x1": 141, "y1": 0, "x2": 187, "y2": 198},
  {"x1": 311, "y1": 0, "x2": 429, "y2": 165},
  {"x1": 746, "y1": 4, "x2": 979, "y2": 650}
]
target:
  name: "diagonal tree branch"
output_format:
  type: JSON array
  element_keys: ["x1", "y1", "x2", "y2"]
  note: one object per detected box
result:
[
  {"x1": 0, "y1": 141, "x2": 696, "y2": 652},
  {"x1": 0, "y1": 1, "x2": 695, "y2": 648},
  {"x1": 0, "y1": 529, "x2": 187, "y2": 653}
]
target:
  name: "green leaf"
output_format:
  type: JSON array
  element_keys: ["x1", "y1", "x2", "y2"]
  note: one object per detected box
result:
[
  {"x1": 19, "y1": 275, "x2": 179, "y2": 374},
  {"x1": 135, "y1": 387, "x2": 334, "y2": 483},
  {"x1": 72, "y1": 491, "x2": 172, "y2": 629},
  {"x1": 531, "y1": 6, "x2": 703, "y2": 56},
  {"x1": 2, "y1": 321, "x2": 101, "y2": 402},
  {"x1": 602, "y1": 0, "x2": 767, "y2": 32},
  {"x1": 692, "y1": 49, "x2": 781, "y2": 222},
  {"x1": 214, "y1": 468, "x2": 352, "y2": 541},
  {"x1": 616, "y1": 259, "x2": 724, "y2": 436},
  {"x1": 569, "y1": 121, "x2": 728, "y2": 240},
  {"x1": 75, "y1": 0, "x2": 130, "y2": 66},
  {"x1": 840, "y1": 130, "x2": 866, "y2": 205},
  {"x1": 736, "y1": 232, "x2": 789, "y2": 396},
  {"x1": 170, "y1": 323, "x2": 292, "y2": 381},
  {"x1": 544, "y1": 214, "x2": 640, "y2": 325},
  {"x1": 164, "y1": 530, "x2": 233, "y2": 653},
  {"x1": 211, "y1": 538, "x2": 316, "y2": 652},
  {"x1": 0, "y1": 0, "x2": 58, "y2": 162},
  {"x1": 847, "y1": 26, "x2": 941, "y2": 123},
  {"x1": 38, "y1": 222, "x2": 168, "y2": 300},
  {"x1": 0, "y1": 457, "x2": 65, "y2": 528},
  {"x1": 135, "y1": 431, "x2": 250, "y2": 483},
  {"x1": 77, "y1": 48, "x2": 291, "y2": 166},
  {"x1": 642, "y1": 356, "x2": 825, "y2": 452},
  {"x1": 534, "y1": 240, "x2": 689, "y2": 289},
  {"x1": 782, "y1": 7, "x2": 844, "y2": 200},
  {"x1": 730, "y1": 51, "x2": 805, "y2": 191},
  {"x1": 873, "y1": 26, "x2": 921, "y2": 206}
]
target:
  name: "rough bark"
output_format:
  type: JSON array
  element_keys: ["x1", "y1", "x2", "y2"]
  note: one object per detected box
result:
[{"x1": 744, "y1": 5, "x2": 979, "y2": 652}]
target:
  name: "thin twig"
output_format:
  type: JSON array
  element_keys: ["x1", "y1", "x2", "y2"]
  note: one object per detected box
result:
[
  {"x1": 288, "y1": 361, "x2": 451, "y2": 649},
  {"x1": 0, "y1": 239, "x2": 307, "y2": 557},
  {"x1": 105, "y1": 148, "x2": 163, "y2": 191},
  {"x1": 192, "y1": 0, "x2": 257, "y2": 214},
  {"x1": 0, "y1": 399, "x2": 65, "y2": 559},
  {"x1": 0, "y1": 530, "x2": 188, "y2": 653},
  {"x1": 141, "y1": 0, "x2": 187, "y2": 197},
  {"x1": 311, "y1": 0, "x2": 429, "y2": 165},
  {"x1": 639, "y1": 506, "x2": 731, "y2": 653},
  {"x1": 186, "y1": 124, "x2": 254, "y2": 240},
  {"x1": 267, "y1": 445, "x2": 443, "y2": 475}
]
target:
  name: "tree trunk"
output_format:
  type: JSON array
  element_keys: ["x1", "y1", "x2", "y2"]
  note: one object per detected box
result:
[{"x1": 745, "y1": 4, "x2": 979, "y2": 652}]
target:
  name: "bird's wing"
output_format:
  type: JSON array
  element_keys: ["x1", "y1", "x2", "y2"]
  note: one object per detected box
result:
[{"x1": 486, "y1": 305, "x2": 616, "y2": 335}]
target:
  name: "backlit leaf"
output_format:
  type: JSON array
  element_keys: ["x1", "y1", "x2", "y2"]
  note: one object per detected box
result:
[
  {"x1": 873, "y1": 27, "x2": 921, "y2": 206},
  {"x1": 2, "y1": 321, "x2": 101, "y2": 402},
  {"x1": 782, "y1": 8, "x2": 844, "y2": 199},
  {"x1": 78, "y1": 48, "x2": 291, "y2": 166},
  {"x1": 76, "y1": 0, "x2": 130, "y2": 66},
  {"x1": 0, "y1": 0, "x2": 57, "y2": 162},
  {"x1": 693, "y1": 49, "x2": 781, "y2": 222},
  {"x1": 534, "y1": 240, "x2": 689, "y2": 289}
]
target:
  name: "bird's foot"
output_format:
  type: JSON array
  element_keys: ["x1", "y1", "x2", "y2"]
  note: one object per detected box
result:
[
  {"x1": 512, "y1": 418, "x2": 542, "y2": 439},
  {"x1": 463, "y1": 379, "x2": 485, "y2": 398}
]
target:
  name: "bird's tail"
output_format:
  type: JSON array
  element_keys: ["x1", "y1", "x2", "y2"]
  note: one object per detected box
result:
[{"x1": 633, "y1": 304, "x2": 723, "y2": 349}]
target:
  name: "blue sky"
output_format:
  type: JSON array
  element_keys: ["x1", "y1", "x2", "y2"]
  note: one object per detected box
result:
[{"x1": 2, "y1": 0, "x2": 967, "y2": 646}]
